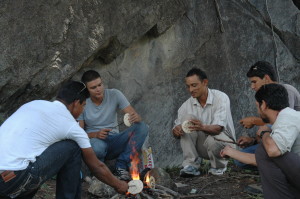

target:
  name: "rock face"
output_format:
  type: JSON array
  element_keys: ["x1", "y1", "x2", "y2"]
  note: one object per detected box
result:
[{"x1": 1, "y1": 0, "x2": 299, "y2": 167}]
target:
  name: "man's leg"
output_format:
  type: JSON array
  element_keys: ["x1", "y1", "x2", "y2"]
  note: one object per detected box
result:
[
  {"x1": 234, "y1": 144, "x2": 258, "y2": 170},
  {"x1": 203, "y1": 135, "x2": 231, "y2": 169},
  {"x1": 90, "y1": 138, "x2": 108, "y2": 162},
  {"x1": 106, "y1": 122, "x2": 148, "y2": 169},
  {"x1": 255, "y1": 143, "x2": 300, "y2": 199},
  {"x1": 181, "y1": 131, "x2": 204, "y2": 169},
  {"x1": 7, "y1": 140, "x2": 82, "y2": 199}
]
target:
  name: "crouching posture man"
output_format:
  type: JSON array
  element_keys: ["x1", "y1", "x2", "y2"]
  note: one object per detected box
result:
[
  {"x1": 221, "y1": 83, "x2": 300, "y2": 198},
  {"x1": 0, "y1": 81, "x2": 128, "y2": 199},
  {"x1": 172, "y1": 67, "x2": 236, "y2": 177},
  {"x1": 78, "y1": 70, "x2": 148, "y2": 181}
]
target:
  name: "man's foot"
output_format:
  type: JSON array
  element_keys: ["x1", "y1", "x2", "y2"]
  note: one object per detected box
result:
[
  {"x1": 208, "y1": 167, "x2": 227, "y2": 175},
  {"x1": 180, "y1": 165, "x2": 200, "y2": 177},
  {"x1": 244, "y1": 183, "x2": 263, "y2": 195},
  {"x1": 114, "y1": 168, "x2": 132, "y2": 181}
]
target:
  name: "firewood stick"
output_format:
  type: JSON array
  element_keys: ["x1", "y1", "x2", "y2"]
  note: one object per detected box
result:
[
  {"x1": 140, "y1": 192, "x2": 154, "y2": 199},
  {"x1": 150, "y1": 188, "x2": 168, "y2": 195},
  {"x1": 155, "y1": 184, "x2": 181, "y2": 197},
  {"x1": 110, "y1": 194, "x2": 119, "y2": 199},
  {"x1": 179, "y1": 193, "x2": 214, "y2": 198}
]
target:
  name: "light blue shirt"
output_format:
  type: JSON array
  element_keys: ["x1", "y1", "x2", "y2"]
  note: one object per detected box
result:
[{"x1": 78, "y1": 89, "x2": 130, "y2": 133}]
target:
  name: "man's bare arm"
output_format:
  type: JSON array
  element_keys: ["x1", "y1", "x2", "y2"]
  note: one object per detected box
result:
[{"x1": 82, "y1": 148, "x2": 128, "y2": 194}]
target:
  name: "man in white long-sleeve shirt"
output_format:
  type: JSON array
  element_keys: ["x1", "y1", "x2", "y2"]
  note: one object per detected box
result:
[{"x1": 172, "y1": 67, "x2": 236, "y2": 177}]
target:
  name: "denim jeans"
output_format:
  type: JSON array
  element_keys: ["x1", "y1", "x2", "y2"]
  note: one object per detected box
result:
[
  {"x1": 0, "y1": 140, "x2": 82, "y2": 199},
  {"x1": 90, "y1": 122, "x2": 148, "y2": 169},
  {"x1": 234, "y1": 144, "x2": 258, "y2": 170}
]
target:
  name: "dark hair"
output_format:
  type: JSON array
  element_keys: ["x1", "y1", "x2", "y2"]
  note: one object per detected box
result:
[
  {"x1": 56, "y1": 81, "x2": 88, "y2": 105},
  {"x1": 81, "y1": 70, "x2": 101, "y2": 85},
  {"x1": 247, "y1": 61, "x2": 277, "y2": 81},
  {"x1": 255, "y1": 83, "x2": 289, "y2": 111},
  {"x1": 186, "y1": 67, "x2": 208, "y2": 81}
]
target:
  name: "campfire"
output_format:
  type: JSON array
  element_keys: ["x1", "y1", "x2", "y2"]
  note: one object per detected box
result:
[{"x1": 111, "y1": 146, "x2": 181, "y2": 199}]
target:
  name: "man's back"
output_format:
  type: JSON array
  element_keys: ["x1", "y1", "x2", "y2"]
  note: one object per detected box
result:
[
  {"x1": 282, "y1": 84, "x2": 300, "y2": 111},
  {"x1": 0, "y1": 100, "x2": 88, "y2": 170}
]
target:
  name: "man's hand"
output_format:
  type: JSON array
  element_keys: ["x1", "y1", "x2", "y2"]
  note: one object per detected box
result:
[
  {"x1": 114, "y1": 180, "x2": 129, "y2": 194},
  {"x1": 220, "y1": 145, "x2": 234, "y2": 158},
  {"x1": 172, "y1": 125, "x2": 184, "y2": 138},
  {"x1": 95, "y1": 129, "x2": 111, "y2": 140},
  {"x1": 240, "y1": 116, "x2": 265, "y2": 128},
  {"x1": 237, "y1": 136, "x2": 255, "y2": 148},
  {"x1": 240, "y1": 117, "x2": 256, "y2": 128},
  {"x1": 128, "y1": 112, "x2": 141, "y2": 124},
  {"x1": 189, "y1": 119, "x2": 204, "y2": 131}
]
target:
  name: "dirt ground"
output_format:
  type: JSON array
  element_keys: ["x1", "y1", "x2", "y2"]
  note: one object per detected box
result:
[{"x1": 33, "y1": 162, "x2": 263, "y2": 199}]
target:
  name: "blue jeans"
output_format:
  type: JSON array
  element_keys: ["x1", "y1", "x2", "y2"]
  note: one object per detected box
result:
[
  {"x1": 0, "y1": 140, "x2": 82, "y2": 199},
  {"x1": 90, "y1": 122, "x2": 148, "y2": 169},
  {"x1": 234, "y1": 144, "x2": 258, "y2": 170}
]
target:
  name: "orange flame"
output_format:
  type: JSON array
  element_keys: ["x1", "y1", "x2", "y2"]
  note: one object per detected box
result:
[
  {"x1": 130, "y1": 145, "x2": 140, "y2": 180},
  {"x1": 145, "y1": 172, "x2": 150, "y2": 184}
]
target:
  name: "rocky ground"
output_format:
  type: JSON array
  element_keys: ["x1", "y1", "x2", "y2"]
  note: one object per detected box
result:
[{"x1": 33, "y1": 161, "x2": 263, "y2": 199}]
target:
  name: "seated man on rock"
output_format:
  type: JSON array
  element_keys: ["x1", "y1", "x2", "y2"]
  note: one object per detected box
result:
[
  {"x1": 0, "y1": 81, "x2": 128, "y2": 199},
  {"x1": 78, "y1": 70, "x2": 149, "y2": 181},
  {"x1": 236, "y1": 61, "x2": 300, "y2": 169},
  {"x1": 172, "y1": 67, "x2": 236, "y2": 177},
  {"x1": 221, "y1": 84, "x2": 300, "y2": 199}
]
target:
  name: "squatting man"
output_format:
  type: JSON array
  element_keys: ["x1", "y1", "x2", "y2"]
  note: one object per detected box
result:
[
  {"x1": 78, "y1": 70, "x2": 148, "y2": 181},
  {"x1": 172, "y1": 67, "x2": 236, "y2": 177},
  {"x1": 0, "y1": 81, "x2": 128, "y2": 199},
  {"x1": 221, "y1": 84, "x2": 300, "y2": 199}
]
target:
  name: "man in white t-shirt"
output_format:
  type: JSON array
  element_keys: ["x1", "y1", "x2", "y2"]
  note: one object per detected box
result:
[
  {"x1": 0, "y1": 81, "x2": 128, "y2": 198},
  {"x1": 172, "y1": 67, "x2": 236, "y2": 177}
]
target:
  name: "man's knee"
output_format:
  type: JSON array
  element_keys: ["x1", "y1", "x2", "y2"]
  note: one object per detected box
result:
[
  {"x1": 205, "y1": 137, "x2": 223, "y2": 157},
  {"x1": 133, "y1": 122, "x2": 149, "y2": 136},
  {"x1": 255, "y1": 143, "x2": 267, "y2": 163},
  {"x1": 90, "y1": 138, "x2": 107, "y2": 159}
]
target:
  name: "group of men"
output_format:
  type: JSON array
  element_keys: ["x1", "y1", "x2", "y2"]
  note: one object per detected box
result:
[
  {"x1": 172, "y1": 61, "x2": 300, "y2": 199},
  {"x1": 0, "y1": 61, "x2": 299, "y2": 199}
]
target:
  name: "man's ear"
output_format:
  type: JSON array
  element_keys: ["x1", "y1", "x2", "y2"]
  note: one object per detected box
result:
[
  {"x1": 263, "y1": 74, "x2": 272, "y2": 83},
  {"x1": 261, "y1": 100, "x2": 268, "y2": 110},
  {"x1": 202, "y1": 79, "x2": 208, "y2": 86}
]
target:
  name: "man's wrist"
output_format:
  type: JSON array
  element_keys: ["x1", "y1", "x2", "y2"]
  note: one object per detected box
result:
[{"x1": 260, "y1": 131, "x2": 270, "y2": 138}]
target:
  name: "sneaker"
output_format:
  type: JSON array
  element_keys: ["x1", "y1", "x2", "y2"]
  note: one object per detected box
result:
[
  {"x1": 208, "y1": 167, "x2": 227, "y2": 175},
  {"x1": 180, "y1": 165, "x2": 200, "y2": 177},
  {"x1": 114, "y1": 168, "x2": 132, "y2": 181}
]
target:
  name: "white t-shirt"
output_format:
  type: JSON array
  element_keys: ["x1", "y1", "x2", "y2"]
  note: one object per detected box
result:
[
  {"x1": 174, "y1": 89, "x2": 236, "y2": 141},
  {"x1": 0, "y1": 100, "x2": 91, "y2": 171},
  {"x1": 271, "y1": 107, "x2": 300, "y2": 156}
]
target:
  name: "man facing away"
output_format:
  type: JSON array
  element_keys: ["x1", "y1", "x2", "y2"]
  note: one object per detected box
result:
[
  {"x1": 0, "y1": 81, "x2": 128, "y2": 199},
  {"x1": 172, "y1": 67, "x2": 236, "y2": 177},
  {"x1": 222, "y1": 84, "x2": 300, "y2": 198},
  {"x1": 78, "y1": 70, "x2": 148, "y2": 181},
  {"x1": 235, "y1": 61, "x2": 300, "y2": 169}
]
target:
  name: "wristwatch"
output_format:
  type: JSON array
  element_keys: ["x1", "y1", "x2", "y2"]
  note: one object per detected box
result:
[{"x1": 260, "y1": 130, "x2": 270, "y2": 138}]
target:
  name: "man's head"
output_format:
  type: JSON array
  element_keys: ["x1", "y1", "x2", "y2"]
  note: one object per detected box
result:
[
  {"x1": 255, "y1": 83, "x2": 289, "y2": 123},
  {"x1": 185, "y1": 67, "x2": 208, "y2": 99},
  {"x1": 56, "y1": 81, "x2": 88, "y2": 118},
  {"x1": 81, "y1": 70, "x2": 104, "y2": 99},
  {"x1": 247, "y1": 61, "x2": 277, "y2": 91}
]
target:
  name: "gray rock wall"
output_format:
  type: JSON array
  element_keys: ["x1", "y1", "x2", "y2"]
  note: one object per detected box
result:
[{"x1": 1, "y1": 0, "x2": 299, "y2": 167}]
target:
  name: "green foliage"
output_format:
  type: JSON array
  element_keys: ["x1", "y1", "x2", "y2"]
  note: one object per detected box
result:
[
  {"x1": 164, "y1": 166, "x2": 181, "y2": 175},
  {"x1": 247, "y1": 194, "x2": 264, "y2": 199}
]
